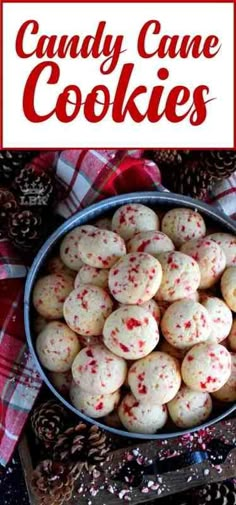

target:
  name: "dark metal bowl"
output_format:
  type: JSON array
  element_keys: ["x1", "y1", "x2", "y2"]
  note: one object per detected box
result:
[{"x1": 24, "y1": 192, "x2": 236, "y2": 440}]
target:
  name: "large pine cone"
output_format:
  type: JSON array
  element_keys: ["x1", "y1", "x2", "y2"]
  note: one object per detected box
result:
[
  {"x1": 31, "y1": 459, "x2": 76, "y2": 505},
  {"x1": 161, "y1": 159, "x2": 213, "y2": 199},
  {"x1": 7, "y1": 209, "x2": 43, "y2": 251},
  {"x1": 197, "y1": 481, "x2": 236, "y2": 505},
  {"x1": 199, "y1": 150, "x2": 236, "y2": 179},
  {"x1": 53, "y1": 422, "x2": 110, "y2": 475},
  {"x1": 0, "y1": 151, "x2": 36, "y2": 185},
  {"x1": 31, "y1": 400, "x2": 68, "y2": 444},
  {"x1": 0, "y1": 187, "x2": 18, "y2": 224},
  {"x1": 13, "y1": 165, "x2": 54, "y2": 209},
  {"x1": 146, "y1": 149, "x2": 191, "y2": 168}
]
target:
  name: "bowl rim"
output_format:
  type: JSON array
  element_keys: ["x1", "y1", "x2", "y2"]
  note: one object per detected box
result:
[{"x1": 24, "y1": 191, "x2": 236, "y2": 440}]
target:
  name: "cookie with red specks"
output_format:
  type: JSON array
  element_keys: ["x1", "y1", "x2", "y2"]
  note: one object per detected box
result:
[
  {"x1": 74, "y1": 264, "x2": 109, "y2": 289},
  {"x1": 207, "y1": 233, "x2": 236, "y2": 267},
  {"x1": 161, "y1": 300, "x2": 211, "y2": 350},
  {"x1": 36, "y1": 321, "x2": 80, "y2": 372},
  {"x1": 103, "y1": 305, "x2": 159, "y2": 359},
  {"x1": 212, "y1": 353, "x2": 236, "y2": 402},
  {"x1": 181, "y1": 343, "x2": 232, "y2": 393},
  {"x1": 228, "y1": 320, "x2": 236, "y2": 351},
  {"x1": 108, "y1": 252, "x2": 162, "y2": 304},
  {"x1": 155, "y1": 251, "x2": 200, "y2": 302},
  {"x1": 118, "y1": 393, "x2": 168, "y2": 434},
  {"x1": 201, "y1": 296, "x2": 233, "y2": 343},
  {"x1": 71, "y1": 344, "x2": 127, "y2": 394},
  {"x1": 70, "y1": 382, "x2": 120, "y2": 418},
  {"x1": 33, "y1": 273, "x2": 74, "y2": 319},
  {"x1": 221, "y1": 267, "x2": 236, "y2": 312},
  {"x1": 78, "y1": 228, "x2": 126, "y2": 269},
  {"x1": 168, "y1": 386, "x2": 212, "y2": 428},
  {"x1": 161, "y1": 208, "x2": 206, "y2": 247},
  {"x1": 127, "y1": 231, "x2": 174, "y2": 257},
  {"x1": 180, "y1": 238, "x2": 226, "y2": 289},
  {"x1": 128, "y1": 352, "x2": 181, "y2": 404},
  {"x1": 111, "y1": 203, "x2": 159, "y2": 240},
  {"x1": 60, "y1": 225, "x2": 96, "y2": 271},
  {"x1": 63, "y1": 285, "x2": 113, "y2": 336},
  {"x1": 46, "y1": 256, "x2": 76, "y2": 278}
]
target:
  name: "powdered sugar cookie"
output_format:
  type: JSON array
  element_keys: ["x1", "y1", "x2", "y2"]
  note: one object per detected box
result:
[
  {"x1": 33, "y1": 273, "x2": 74, "y2": 320},
  {"x1": 207, "y1": 233, "x2": 236, "y2": 268},
  {"x1": 60, "y1": 225, "x2": 96, "y2": 271},
  {"x1": 63, "y1": 285, "x2": 113, "y2": 336},
  {"x1": 161, "y1": 208, "x2": 206, "y2": 247},
  {"x1": 36, "y1": 321, "x2": 80, "y2": 372},
  {"x1": 74, "y1": 265, "x2": 109, "y2": 289},
  {"x1": 180, "y1": 238, "x2": 226, "y2": 289},
  {"x1": 118, "y1": 393, "x2": 168, "y2": 434},
  {"x1": 78, "y1": 228, "x2": 126, "y2": 269},
  {"x1": 128, "y1": 352, "x2": 181, "y2": 404},
  {"x1": 103, "y1": 305, "x2": 159, "y2": 359},
  {"x1": 212, "y1": 353, "x2": 236, "y2": 402},
  {"x1": 112, "y1": 204, "x2": 159, "y2": 240},
  {"x1": 108, "y1": 252, "x2": 162, "y2": 304},
  {"x1": 181, "y1": 343, "x2": 232, "y2": 392},
  {"x1": 139, "y1": 299, "x2": 161, "y2": 324},
  {"x1": 221, "y1": 267, "x2": 236, "y2": 312},
  {"x1": 228, "y1": 320, "x2": 236, "y2": 351},
  {"x1": 161, "y1": 300, "x2": 211, "y2": 350},
  {"x1": 127, "y1": 231, "x2": 174, "y2": 257},
  {"x1": 71, "y1": 344, "x2": 127, "y2": 394},
  {"x1": 201, "y1": 296, "x2": 233, "y2": 343},
  {"x1": 46, "y1": 256, "x2": 75, "y2": 278},
  {"x1": 70, "y1": 382, "x2": 120, "y2": 418},
  {"x1": 49, "y1": 370, "x2": 72, "y2": 395},
  {"x1": 168, "y1": 386, "x2": 212, "y2": 428},
  {"x1": 155, "y1": 251, "x2": 200, "y2": 302}
]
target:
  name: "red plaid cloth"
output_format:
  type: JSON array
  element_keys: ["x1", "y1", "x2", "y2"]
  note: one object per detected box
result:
[{"x1": 0, "y1": 149, "x2": 235, "y2": 467}]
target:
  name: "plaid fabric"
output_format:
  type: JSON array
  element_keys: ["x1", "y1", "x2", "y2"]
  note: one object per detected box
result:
[{"x1": 0, "y1": 149, "x2": 235, "y2": 467}]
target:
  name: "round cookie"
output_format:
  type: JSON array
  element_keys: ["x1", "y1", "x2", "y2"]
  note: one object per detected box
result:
[
  {"x1": 212, "y1": 353, "x2": 236, "y2": 402},
  {"x1": 78, "y1": 228, "x2": 126, "y2": 269},
  {"x1": 75, "y1": 265, "x2": 109, "y2": 289},
  {"x1": 201, "y1": 296, "x2": 233, "y2": 343},
  {"x1": 221, "y1": 267, "x2": 236, "y2": 312},
  {"x1": 108, "y1": 252, "x2": 162, "y2": 304},
  {"x1": 103, "y1": 305, "x2": 159, "y2": 359},
  {"x1": 128, "y1": 352, "x2": 181, "y2": 404},
  {"x1": 71, "y1": 344, "x2": 127, "y2": 394},
  {"x1": 36, "y1": 321, "x2": 80, "y2": 372},
  {"x1": 112, "y1": 204, "x2": 159, "y2": 240},
  {"x1": 63, "y1": 285, "x2": 113, "y2": 336},
  {"x1": 228, "y1": 320, "x2": 236, "y2": 351},
  {"x1": 49, "y1": 370, "x2": 72, "y2": 395},
  {"x1": 70, "y1": 382, "x2": 120, "y2": 418},
  {"x1": 161, "y1": 300, "x2": 211, "y2": 350},
  {"x1": 168, "y1": 386, "x2": 212, "y2": 428},
  {"x1": 181, "y1": 343, "x2": 232, "y2": 392},
  {"x1": 207, "y1": 233, "x2": 236, "y2": 267},
  {"x1": 33, "y1": 274, "x2": 74, "y2": 320},
  {"x1": 158, "y1": 339, "x2": 187, "y2": 361},
  {"x1": 180, "y1": 238, "x2": 226, "y2": 289},
  {"x1": 161, "y1": 208, "x2": 206, "y2": 247},
  {"x1": 118, "y1": 393, "x2": 168, "y2": 434},
  {"x1": 60, "y1": 225, "x2": 96, "y2": 271},
  {"x1": 46, "y1": 256, "x2": 75, "y2": 278},
  {"x1": 127, "y1": 231, "x2": 174, "y2": 257},
  {"x1": 155, "y1": 251, "x2": 200, "y2": 302},
  {"x1": 140, "y1": 299, "x2": 161, "y2": 324}
]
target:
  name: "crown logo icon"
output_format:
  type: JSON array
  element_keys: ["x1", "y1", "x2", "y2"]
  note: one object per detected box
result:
[{"x1": 20, "y1": 181, "x2": 45, "y2": 196}]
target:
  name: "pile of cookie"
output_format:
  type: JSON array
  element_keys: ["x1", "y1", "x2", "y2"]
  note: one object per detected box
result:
[{"x1": 32, "y1": 204, "x2": 236, "y2": 434}]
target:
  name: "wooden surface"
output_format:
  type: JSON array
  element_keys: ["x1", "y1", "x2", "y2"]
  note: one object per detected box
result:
[{"x1": 19, "y1": 417, "x2": 236, "y2": 505}]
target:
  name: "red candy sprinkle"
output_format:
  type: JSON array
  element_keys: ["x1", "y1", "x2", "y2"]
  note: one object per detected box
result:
[{"x1": 126, "y1": 318, "x2": 142, "y2": 330}]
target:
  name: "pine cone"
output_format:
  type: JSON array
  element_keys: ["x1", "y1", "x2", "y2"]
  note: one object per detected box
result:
[
  {"x1": 197, "y1": 480, "x2": 236, "y2": 505},
  {"x1": 162, "y1": 159, "x2": 213, "y2": 199},
  {"x1": 31, "y1": 459, "x2": 76, "y2": 505},
  {"x1": 0, "y1": 187, "x2": 18, "y2": 224},
  {"x1": 0, "y1": 151, "x2": 36, "y2": 185},
  {"x1": 200, "y1": 150, "x2": 236, "y2": 180},
  {"x1": 146, "y1": 149, "x2": 190, "y2": 168},
  {"x1": 7, "y1": 209, "x2": 43, "y2": 251},
  {"x1": 31, "y1": 400, "x2": 67, "y2": 444},
  {"x1": 53, "y1": 422, "x2": 110, "y2": 475},
  {"x1": 13, "y1": 165, "x2": 54, "y2": 209}
]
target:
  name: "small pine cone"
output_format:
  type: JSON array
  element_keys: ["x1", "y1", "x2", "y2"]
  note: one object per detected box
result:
[
  {"x1": 31, "y1": 400, "x2": 68, "y2": 444},
  {"x1": 199, "y1": 150, "x2": 236, "y2": 180},
  {"x1": 0, "y1": 187, "x2": 18, "y2": 224},
  {"x1": 31, "y1": 459, "x2": 76, "y2": 505},
  {"x1": 7, "y1": 209, "x2": 43, "y2": 251},
  {"x1": 162, "y1": 159, "x2": 213, "y2": 199},
  {"x1": 13, "y1": 165, "x2": 54, "y2": 209},
  {"x1": 85, "y1": 425, "x2": 110, "y2": 473},
  {"x1": 197, "y1": 481, "x2": 236, "y2": 505},
  {"x1": 146, "y1": 149, "x2": 191, "y2": 168},
  {"x1": 0, "y1": 151, "x2": 36, "y2": 185}
]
